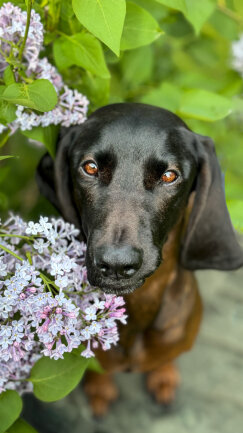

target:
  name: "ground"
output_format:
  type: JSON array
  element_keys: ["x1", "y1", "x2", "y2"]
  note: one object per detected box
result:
[{"x1": 23, "y1": 262, "x2": 243, "y2": 433}]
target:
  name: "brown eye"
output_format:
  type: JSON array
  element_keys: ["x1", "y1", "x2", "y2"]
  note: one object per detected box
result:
[
  {"x1": 82, "y1": 161, "x2": 98, "y2": 176},
  {"x1": 161, "y1": 170, "x2": 178, "y2": 184}
]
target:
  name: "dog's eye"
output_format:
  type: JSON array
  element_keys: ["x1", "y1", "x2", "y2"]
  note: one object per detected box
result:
[
  {"x1": 161, "y1": 170, "x2": 178, "y2": 184},
  {"x1": 82, "y1": 161, "x2": 98, "y2": 176}
]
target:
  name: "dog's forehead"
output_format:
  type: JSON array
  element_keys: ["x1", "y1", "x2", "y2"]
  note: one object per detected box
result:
[
  {"x1": 71, "y1": 104, "x2": 196, "y2": 164},
  {"x1": 90, "y1": 120, "x2": 193, "y2": 162}
]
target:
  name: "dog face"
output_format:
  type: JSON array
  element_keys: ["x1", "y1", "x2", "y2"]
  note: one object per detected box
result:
[{"x1": 37, "y1": 103, "x2": 243, "y2": 294}]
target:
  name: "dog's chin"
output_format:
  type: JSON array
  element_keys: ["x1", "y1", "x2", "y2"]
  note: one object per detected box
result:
[
  {"x1": 87, "y1": 273, "x2": 145, "y2": 295},
  {"x1": 98, "y1": 279, "x2": 145, "y2": 295}
]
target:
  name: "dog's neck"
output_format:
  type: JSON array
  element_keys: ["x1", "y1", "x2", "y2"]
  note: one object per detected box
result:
[{"x1": 122, "y1": 194, "x2": 195, "y2": 331}]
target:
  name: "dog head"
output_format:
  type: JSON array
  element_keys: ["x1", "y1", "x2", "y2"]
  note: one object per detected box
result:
[{"x1": 37, "y1": 103, "x2": 243, "y2": 294}]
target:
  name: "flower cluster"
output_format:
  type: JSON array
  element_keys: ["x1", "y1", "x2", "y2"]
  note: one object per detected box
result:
[
  {"x1": 0, "y1": 214, "x2": 127, "y2": 394},
  {"x1": 232, "y1": 34, "x2": 243, "y2": 77},
  {"x1": 0, "y1": 2, "x2": 89, "y2": 135}
]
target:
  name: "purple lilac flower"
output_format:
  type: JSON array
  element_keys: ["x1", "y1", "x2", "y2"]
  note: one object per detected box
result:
[
  {"x1": 0, "y1": 2, "x2": 43, "y2": 73},
  {"x1": 0, "y1": 214, "x2": 127, "y2": 394},
  {"x1": 0, "y1": 3, "x2": 89, "y2": 136}
]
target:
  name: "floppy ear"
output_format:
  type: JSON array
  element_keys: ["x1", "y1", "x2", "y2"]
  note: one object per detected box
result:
[
  {"x1": 36, "y1": 127, "x2": 81, "y2": 230},
  {"x1": 180, "y1": 134, "x2": 243, "y2": 271}
]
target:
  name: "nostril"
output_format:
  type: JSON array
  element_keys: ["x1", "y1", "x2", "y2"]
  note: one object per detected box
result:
[
  {"x1": 122, "y1": 266, "x2": 137, "y2": 278},
  {"x1": 95, "y1": 245, "x2": 143, "y2": 279},
  {"x1": 99, "y1": 264, "x2": 110, "y2": 277}
]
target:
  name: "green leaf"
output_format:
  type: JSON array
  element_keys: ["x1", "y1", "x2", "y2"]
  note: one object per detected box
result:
[
  {"x1": 6, "y1": 418, "x2": 38, "y2": 433},
  {"x1": 1, "y1": 80, "x2": 58, "y2": 112},
  {"x1": 0, "y1": 191, "x2": 8, "y2": 211},
  {"x1": 0, "y1": 390, "x2": 23, "y2": 433},
  {"x1": 21, "y1": 125, "x2": 59, "y2": 158},
  {"x1": 227, "y1": 199, "x2": 243, "y2": 233},
  {"x1": 53, "y1": 33, "x2": 110, "y2": 79},
  {"x1": 178, "y1": 89, "x2": 232, "y2": 121},
  {"x1": 79, "y1": 74, "x2": 110, "y2": 109},
  {"x1": 155, "y1": 0, "x2": 186, "y2": 13},
  {"x1": 156, "y1": 0, "x2": 216, "y2": 34},
  {"x1": 140, "y1": 82, "x2": 181, "y2": 112},
  {"x1": 72, "y1": 0, "x2": 126, "y2": 56},
  {"x1": 0, "y1": 129, "x2": 11, "y2": 148},
  {"x1": 121, "y1": 2, "x2": 162, "y2": 51},
  {"x1": 121, "y1": 45, "x2": 154, "y2": 86},
  {"x1": 184, "y1": 0, "x2": 217, "y2": 34},
  {"x1": 131, "y1": 0, "x2": 169, "y2": 21},
  {"x1": 0, "y1": 101, "x2": 16, "y2": 125},
  {"x1": 0, "y1": 86, "x2": 16, "y2": 125},
  {"x1": 3, "y1": 66, "x2": 15, "y2": 86},
  {"x1": 233, "y1": 0, "x2": 243, "y2": 15},
  {"x1": 88, "y1": 357, "x2": 105, "y2": 374},
  {"x1": 0, "y1": 155, "x2": 15, "y2": 161},
  {"x1": 29, "y1": 351, "x2": 89, "y2": 402}
]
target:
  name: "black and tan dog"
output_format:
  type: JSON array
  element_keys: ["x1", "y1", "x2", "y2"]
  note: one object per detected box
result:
[{"x1": 37, "y1": 103, "x2": 243, "y2": 415}]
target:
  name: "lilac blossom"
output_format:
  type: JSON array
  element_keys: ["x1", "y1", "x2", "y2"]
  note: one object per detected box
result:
[
  {"x1": 0, "y1": 214, "x2": 127, "y2": 395},
  {"x1": 0, "y1": 2, "x2": 43, "y2": 73},
  {"x1": 0, "y1": 3, "x2": 89, "y2": 136},
  {"x1": 232, "y1": 34, "x2": 243, "y2": 76}
]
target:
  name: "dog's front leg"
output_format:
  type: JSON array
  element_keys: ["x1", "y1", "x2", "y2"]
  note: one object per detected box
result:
[
  {"x1": 146, "y1": 362, "x2": 180, "y2": 405},
  {"x1": 83, "y1": 370, "x2": 119, "y2": 417}
]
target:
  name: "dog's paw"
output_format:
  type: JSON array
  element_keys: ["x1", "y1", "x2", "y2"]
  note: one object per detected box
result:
[
  {"x1": 83, "y1": 371, "x2": 118, "y2": 417},
  {"x1": 146, "y1": 363, "x2": 180, "y2": 405}
]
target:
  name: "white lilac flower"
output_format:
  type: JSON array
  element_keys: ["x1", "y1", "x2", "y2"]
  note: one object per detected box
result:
[
  {"x1": 0, "y1": 2, "x2": 43, "y2": 72},
  {"x1": 232, "y1": 34, "x2": 243, "y2": 76},
  {"x1": 0, "y1": 214, "x2": 127, "y2": 394},
  {"x1": 0, "y1": 3, "x2": 89, "y2": 137}
]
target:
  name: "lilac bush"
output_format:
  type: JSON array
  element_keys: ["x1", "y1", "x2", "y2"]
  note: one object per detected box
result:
[
  {"x1": 0, "y1": 214, "x2": 127, "y2": 395},
  {"x1": 0, "y1": 2, "x2": 89, "y2": 136}
]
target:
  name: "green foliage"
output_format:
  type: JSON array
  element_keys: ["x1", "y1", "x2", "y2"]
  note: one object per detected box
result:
[
  {"x1": 0, "y1": 155, "x2": 15, "y2": 160},
  {"x1": 21, "y1": 125, "x2": 59, "y2": 158},
  {"x1": 72, "y1": 0, "x2": 126, "y2": 55},
  {"x1": 3, "y1": 66, "x2": 15, "y2": 86},
  {"x1": 178, "y1": 89, "x2": 232, "y2": 121},
  {"x1": 29, "y1": 349, "x2": 89, "y2": 402},
  {"x1": 0, "y1": 86, "x2": 16, "y2": 125},
  {"x1": 156, "y1": 0, "x2": 217, "y2": 33},
  {"x1": 53, "y1": 32, "x2": 110, "y2": 78},
  {"x1": 0, "y1": 390, "x2": 23, "y2": 433},
  {"x1": 140, "y1": 81, "x2": 181, "y2": 111},
  {"x1": 227, "y1": 199, "x2": 243, "y2": 234},
  {"x1": 120, "y1": 2, "x2": 162, "y2": 50},
  {"x1": 87, "y1": 356, "x2": 105, "y2": 374},
  {"x1": 6, "y1": 418, "x2": 38, "y2": 433},
  {"x1": 1, "y1": 80, "x2": 58, "y2": 112}
]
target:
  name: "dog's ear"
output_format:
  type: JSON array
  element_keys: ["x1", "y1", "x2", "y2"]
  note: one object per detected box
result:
[
  {"x1": 36, "y1": 127, "x2": 81, "y2": 230},
  {"x1": 180, "y1": 133, "x2": 243, "y2": 271}
]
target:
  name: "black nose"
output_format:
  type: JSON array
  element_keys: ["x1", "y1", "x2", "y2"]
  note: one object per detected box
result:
[{"x1": 95, "y1": 245, "x2": 143, "y2": 279}]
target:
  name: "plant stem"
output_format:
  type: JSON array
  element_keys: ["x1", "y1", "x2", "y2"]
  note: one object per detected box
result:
[
  {"x1": 0, "y1": 233, "x2": 33, "y2": 241},
  {"x1": 18, "y1": 0, "x2": 33, "y2": 63},
  {"x1": 218, "y1": 4, "x2": 243, "y2": 24},
  {"x1": 0, "y1": 243, "x2": 23, "y2": 261},
  {"x1": 0, "y1": 129, "x2": 11, "y2": 148}
]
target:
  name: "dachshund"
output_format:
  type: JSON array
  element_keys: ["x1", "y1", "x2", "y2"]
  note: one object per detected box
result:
[{"x1": 37, "y1": 103, "x2": 243, "y2": 416}]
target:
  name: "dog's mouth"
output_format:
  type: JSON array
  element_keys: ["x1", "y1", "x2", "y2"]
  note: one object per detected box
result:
[
  {"x1": 87, "y1": 267, "x2": 156, "y2": 295},
  {"x1": 95, "y1": 278, "x2": 146, "y2": 295}
]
